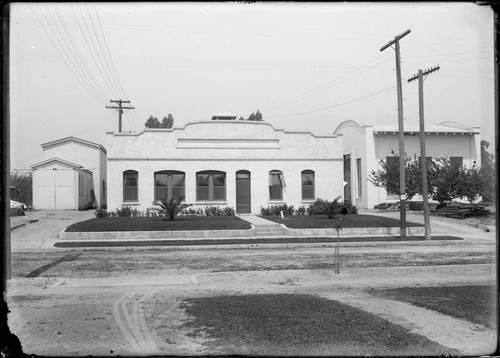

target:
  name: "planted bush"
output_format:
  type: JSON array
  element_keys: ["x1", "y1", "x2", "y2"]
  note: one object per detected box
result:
[
  {"x1": 306, "y1": 198, "x2": 343, "y2": 219},
  {"x1": 94, "y1": 207, "x2": 108, "y2": 218},
  {"x1": 204, "y1": 206, "x2": 236, "y2": 216},
  {"x1": 156, "y1": 197, "x2": 193, "y2": 221},
  {"x1": 260, "y1": 204, "x2": 295, "y2": 216}
]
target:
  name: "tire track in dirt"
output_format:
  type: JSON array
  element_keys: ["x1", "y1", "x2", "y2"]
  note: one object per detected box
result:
[{"x1": 113, "y1": 289, "x2": 158, "y2": 355}]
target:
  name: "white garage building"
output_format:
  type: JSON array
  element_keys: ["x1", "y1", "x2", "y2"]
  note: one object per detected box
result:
[
  {"x1": 106, "y1": 114, "x2": 345, "y2": 214},
  {"x1": 31, "y1": 137, "x2": 107, "y2": 210}
]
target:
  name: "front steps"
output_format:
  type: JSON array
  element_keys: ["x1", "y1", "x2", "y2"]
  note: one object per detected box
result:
[{"x1": 254, "y1": 223, "x2": 284, "y2": 236}]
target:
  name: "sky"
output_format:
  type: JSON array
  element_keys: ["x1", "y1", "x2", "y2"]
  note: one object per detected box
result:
[{"x1": 8, "y1": 2, "x2": 496, "y2": 172}]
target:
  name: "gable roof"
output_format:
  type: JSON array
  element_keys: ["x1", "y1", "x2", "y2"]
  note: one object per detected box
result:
[
  {"x1": 31, "y1": 157, "x2": 93, "y2": 174},
  {"x1": 41, "y1": 136, "x2": 107, "y2": 154}
]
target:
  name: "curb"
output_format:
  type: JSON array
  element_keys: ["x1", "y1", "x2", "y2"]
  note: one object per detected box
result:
[{"x1": 10, "y1": 223, "x2": 27, "y2": 231}]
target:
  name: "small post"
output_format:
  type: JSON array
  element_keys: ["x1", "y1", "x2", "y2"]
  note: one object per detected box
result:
[{"x1": 333, "y1": 218, "x2": 343, "y2": 274}]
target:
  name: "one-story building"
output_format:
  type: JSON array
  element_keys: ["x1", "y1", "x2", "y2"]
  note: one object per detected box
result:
[
  {"x1": 106, "y1": 113, "x2": 345, "y2": 214},
  {"x1": 333, "y1": 120, "x2": 481, "y2": 209},
  {"x1": 31, "y1": 136, "x2": 107, "y2": 210}
]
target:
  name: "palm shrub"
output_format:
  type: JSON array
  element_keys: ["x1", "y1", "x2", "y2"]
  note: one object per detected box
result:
[
  {"x1": 307, "y1": 197, "x2": 342, "y2": 218},
  {"x1": 156, "y1": 197, "x2": 192, "y2": 221}
]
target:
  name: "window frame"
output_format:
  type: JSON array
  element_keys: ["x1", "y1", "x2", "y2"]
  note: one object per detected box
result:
[
  {"x1": 154, "y1": 170, "x2": 185, "y2": 202},
  {"x1": 356, "y1": 158, "x2": 362, "y2": 198},
  {"x1": 123, "y1": 170, "x2": 139, "y2": 202},
  {"x1": 196, "y1": 170, "x2": 226, "y2": 202},
  {"x1": 269, "y1": 170, "x2": 284, "y2": 201},
  {"x1": 301, "y1": 170, "x2": 315, "y2": 201}
]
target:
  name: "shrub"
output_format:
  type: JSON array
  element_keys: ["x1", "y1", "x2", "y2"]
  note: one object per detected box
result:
[
  {"x1": 94, "y1": 207, "x2": 108, "y2": 218},
  {"x1": 468, "y1": 205, "x2": 490, "y2": 216},
  {"x1": 296, "y1": 206, "x2": 306, "y2": 215},
  {"x1": 307, "y1": 198, "x2": 342, "y2": 219},
  {"x1": 260, "y1": 204, "x2": 295, "y2": 216},
  {"x1": 116, "y1": 206, "x2": 133, "y2": 217},
  {"x1": 156, "y1": 197, "x2": 193, "y2": 221},
  {"x1": 204, "y1": 206, "x2": 236, "y2": 216},
  {"x1": 341, "y1": 202, "x2": 358, "y2": 215}
]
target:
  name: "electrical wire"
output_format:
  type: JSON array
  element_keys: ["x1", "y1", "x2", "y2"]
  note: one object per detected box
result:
[
  {"x1": 266, "y1": 85, "x2": 397, "y2": 119},
  {"x1": 264, "y1": 53, "x2": 393, "y2": 112}
]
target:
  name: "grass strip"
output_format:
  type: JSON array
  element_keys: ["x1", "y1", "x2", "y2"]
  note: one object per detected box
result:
[
  {"x1": 65, "y1": 216, "x2": 252, "y2": 232},
  {"x1": 180, "y1": 293, "x2": 458, "y2": 356},
  {"x1": 53, "y1": 235, "x2": 462, "y2": 248},
  {"x1": 369, "y1": 285, "x2": 497, "y2": 329},
  {"x1": 265, "y1": 214, "x2": 424, "y2": 228}
]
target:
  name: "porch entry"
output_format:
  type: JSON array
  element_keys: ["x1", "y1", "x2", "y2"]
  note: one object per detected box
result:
[
  {"x1": 236, "y1": 170, "x2": 251, "y2": 214},
  {"x1": 343, "y1": 154, "x2": 352, "y2": 204}
]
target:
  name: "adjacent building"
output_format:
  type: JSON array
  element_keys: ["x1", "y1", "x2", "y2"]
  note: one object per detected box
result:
[
  {"x1": 333, "y1": 120, "x2": 481, "y2": 209},
  {"x1": 31, "y1": 137, "x2": 107, "y2": 210},
  {"x1": 106, "y1": 117, "x2": 344, "y2": 214}
]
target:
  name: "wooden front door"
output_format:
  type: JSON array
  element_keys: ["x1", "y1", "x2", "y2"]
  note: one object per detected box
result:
[
  {"x1": 343, "y1": 154, "x2": 352, "y2": 204},
  {"x1": 236, "y1": 170, "x2": 251, "y2": 214}
]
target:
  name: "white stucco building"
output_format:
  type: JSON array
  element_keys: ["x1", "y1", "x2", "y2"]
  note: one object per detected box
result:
[
  {"x1": 333, "y1": 120, "x2": 481, "y2": 209},
  {"x1": 31, "y1": 137, "x2": 107, "y2": 210},
  {"x1": 106, "y1": 117, "x2": 344, "y2": 214}
]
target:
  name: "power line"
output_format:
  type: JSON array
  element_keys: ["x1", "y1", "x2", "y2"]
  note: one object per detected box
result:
[
  {"x1": 264, "y1": 53, "x2": 393, "y2": 112},
  {"x1": 94, "y1": 6, "x2": 129, "y2": 100},
  {"x1": 51, "y1": 4, "x2": 110, "y2": 102},
  {"x1": 30, "y1": 4, "x2": 107, "y2": 105},
  {"x1": 74, "y1": 3, "x2": 120, "y2": 99},
  {"x1": 266, "y1": 85, "x2": 397, "y2": 119},
  {"x1": 85, "y1": 4, "x2": 124, "y2": 99}
]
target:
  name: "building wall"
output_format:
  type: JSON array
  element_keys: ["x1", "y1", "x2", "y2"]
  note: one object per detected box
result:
[
  {"x1": 107, "y1": 121, "x2": 344, "y2": 213},
  {"x1": 43, "y1": 141, "x2": 106, "y2": 206},
  {"x1": 335, "y1": 121, "x2": 481, "y2": 209}
]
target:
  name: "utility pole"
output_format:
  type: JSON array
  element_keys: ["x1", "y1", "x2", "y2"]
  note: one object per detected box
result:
[
  {"x1": 380, "y1": 29, "x2": 411, "y2": 239},
  {"x1": 408, "y1": 65, "x2": 440, "y2": 240},
  {"x1": 106, "y1": 99, "x2": 135, "y2": 133}
]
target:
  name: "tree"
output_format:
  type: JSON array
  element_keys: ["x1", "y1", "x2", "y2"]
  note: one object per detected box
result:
[
  {"x1": 454, "y1": 162, "x2": 485, "y2": 204},
  {"x1": 480, "y1": 140, "x2": 495, "y2": 203},
  {"x1": 161, "y1": 113, "x2": 174, "y2": 128},
  {"x1": 246, "y1": 110, "x2": 263, "y2": 121},
  {"x1": 428, "y1": 158, "x2": 460, "y2": 205},
  {"x1": 10, "y1": 171, "x2": 32, "y2": 206},
  {"x1": 368, "y1": 152, "x2": 432, "y2": 201},
  {"x1": 145, "y1": 115, "x2": 161, "y2": 128}
]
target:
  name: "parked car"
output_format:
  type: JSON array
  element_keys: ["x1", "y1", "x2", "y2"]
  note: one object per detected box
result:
[{"x1": 10, "y1": 200, "x2": 27, "y2": 216}]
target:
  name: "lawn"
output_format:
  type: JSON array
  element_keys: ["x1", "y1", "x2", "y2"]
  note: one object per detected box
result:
[
  {"x1": 265, "y1": 214, "x2": 423, "y2": 228},
  {"x1": 180, "y1": 293, "x2": 457, "y2": 356},
  {"x1": 370, "y1": 285, "x2": 497, "y2": 329},
  {"x1": 65, "y1": 216, "x2": 252, "y2": 232}
]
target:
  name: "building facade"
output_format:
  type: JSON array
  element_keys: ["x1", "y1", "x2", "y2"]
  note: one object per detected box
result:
[
  {"x1": 31, "y1": 136, "x2": 107, "y2": 209},
  {"x1": 106, "y1": 120, "x2": 344, "y2": 214},
  {"x1": 333, "y1": 120, "x2": 481, "y2": 209}
]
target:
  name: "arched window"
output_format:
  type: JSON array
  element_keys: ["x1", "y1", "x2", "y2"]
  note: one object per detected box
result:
[
  {"x1": 123, "y1": 170, "x2": 138, "y2": 202},
  {"x1": 269, "y1": 170, "x2": 284, "y2": 201},
  {"x1": 196, "y1": 171, "x2": 226, "y2": 201},
  {"x1": 301, "y1": 170, "x2": 315, "y2": 200},
  {"x1": 154, "y1": 171, "x2": 185, "y2": 201}
]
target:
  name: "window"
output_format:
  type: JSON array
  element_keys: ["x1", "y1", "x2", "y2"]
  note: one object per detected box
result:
[
  {"x1": 123, "y1": 170, "x2": 138, "y2": 202},
  {"x1": 269, "y1": 170, "x2": 285, "y2": 200},
  {"x1": 301, "y1": 170, "x2": 315, "y2": 200},
  {"x1": 154, "y1": 171, "x2": 185, "y2": 201},
  {"x1": 356, "y1": 158, "x2": 362, "y2": 198},
  {"x1": 196, "y1": 171, "x2": 226, "y2": 201},
  {"x1": 450, "y1": 156, "x2": 463, "y2": 169}
]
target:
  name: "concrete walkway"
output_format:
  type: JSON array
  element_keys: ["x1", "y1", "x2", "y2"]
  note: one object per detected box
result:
[{"x1": 236, "y1": 214, "x2": 281, "y2": 226}]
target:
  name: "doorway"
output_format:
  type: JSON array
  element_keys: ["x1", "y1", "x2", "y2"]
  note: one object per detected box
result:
[{"x1": 236, "y1": 170, "x2": 251, "y2": 214}]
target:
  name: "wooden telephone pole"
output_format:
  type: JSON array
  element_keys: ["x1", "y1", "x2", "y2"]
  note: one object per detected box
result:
[
  {"x1": 408, "y1": 65, "x2": 440, "y2": 240},
  {"x1": 380, "y1": 29, "x2": 411, "y2": 239},
  {"x1": 106, "y1": 99, "x2": 135, "y2": 133}
]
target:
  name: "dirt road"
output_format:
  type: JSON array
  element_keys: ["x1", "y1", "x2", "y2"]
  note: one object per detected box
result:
[{"x1": 6, "y1": 209, "x2": 498, "y2": 356}]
